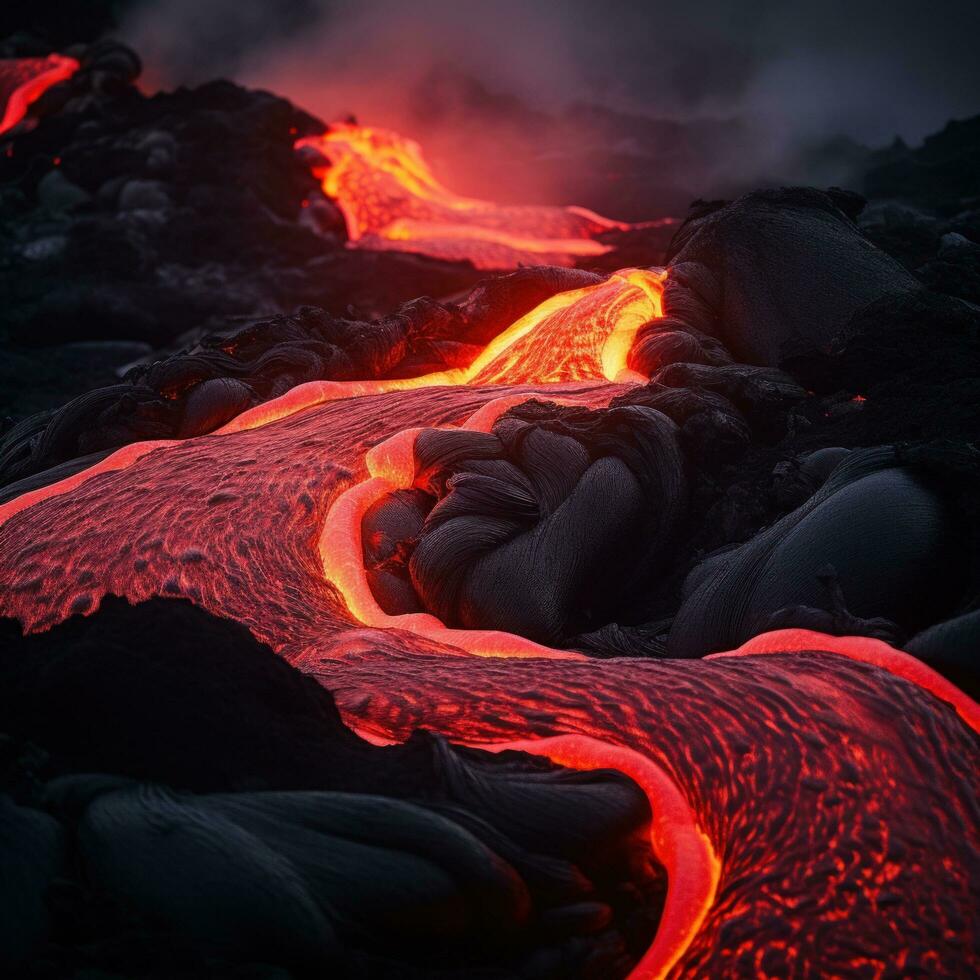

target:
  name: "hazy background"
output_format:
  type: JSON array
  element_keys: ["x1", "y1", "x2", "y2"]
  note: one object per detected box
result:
[{"x1": 11, "y1": 0, "x2": 980, "y2": 215}]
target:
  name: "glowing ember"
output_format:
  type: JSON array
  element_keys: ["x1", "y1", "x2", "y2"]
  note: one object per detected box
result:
[
  {"x1": 0, "y1": 55, "x2": 79, "y2": 135},
  {"x1": 299, "y1": 123, "x2": 661, "y2": 269}
]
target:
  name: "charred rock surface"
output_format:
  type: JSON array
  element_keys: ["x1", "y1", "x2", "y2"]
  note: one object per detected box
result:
[
  {"x1": 403, "y1": 401, "x2": 686, "y2": 643},
  {"x1": 0, "y1": 39, "x2": 487, "y2": 428},
  {"x1": 668, "y1": 445, "x2": 978, "y2": 661},
  {"x1": 663, "y1": 187, "x2": 921, "y2": 365},
  {"x1": 362, "y1": 377, "x2": 803, "y2": 650}
]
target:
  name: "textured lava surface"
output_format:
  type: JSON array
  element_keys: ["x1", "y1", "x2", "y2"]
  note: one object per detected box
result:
[
  {"x1": 1, "y1": 374, "x2": 978, "y2": 977},
  {"x1": 0, "y1": 55, "x2": 78, "y2": 135},
  {"x1": 299, "y1": 123, "x2": 648, "y2": 269},
  {"x1": 1, "y1": 258, "x2": 978, "y2": 976},
  {"x1": 309, "y1": 644, "x2": 979, "y2": 978},
  {"x1": 0, "y1": 381, "x2": 618, "y2": 651},
  {"x1": 0, "y1": 268, "x2": 665, "y2": 646}
]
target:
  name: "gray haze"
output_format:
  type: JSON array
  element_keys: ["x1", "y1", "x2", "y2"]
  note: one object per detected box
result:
[{"x1": 120, "y1": 0, "x2": 980, "y2": 208}]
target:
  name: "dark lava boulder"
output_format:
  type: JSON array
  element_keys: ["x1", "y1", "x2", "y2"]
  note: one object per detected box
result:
[
  {"x1": 406, "y1": 401, "x2": 686, "y2": 645},
  {"x1": 665, "y1": 187, "x2": 921, "y2": 365},
  {"x1": 667, "y1": 445, "x2": 979, "y2": 664}
]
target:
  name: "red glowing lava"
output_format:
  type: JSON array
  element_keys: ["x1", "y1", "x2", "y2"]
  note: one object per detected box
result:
[
  {"x1": 0, "y1": 266, "x2": 666, "y2": 632},
  {"x1": 0, "y1": 55, "x2": 78, "y2": 135},
  {"x1": 466, "y1": 735, "x2": 718, "y2": 980},
  {"x1": 299, "y1": 123, "x2": 668, "y2": 269},
  {"x1": 2, "y1": 358, "x2": 978, "y2": 976},
  {"x1": 0, "y1": 209, "x2": 976, "y2": 974},
  {"x1": 320, "y1": 392, "x2": 606, "y2": 659}
]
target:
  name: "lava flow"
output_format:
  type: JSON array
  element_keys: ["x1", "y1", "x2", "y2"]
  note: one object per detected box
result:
[
  {"x1": 0, "y1": 55, "x2": 78, "y2": 135},
  {"x1": 1, "y1": 253, "x2": 978, "y2": 977},
  {"x1": 299, "y1": 122, "x2": 661, "y2": 269},
  {"x1": 0, "y1": 64, "x2": 659, "y2": 271}
]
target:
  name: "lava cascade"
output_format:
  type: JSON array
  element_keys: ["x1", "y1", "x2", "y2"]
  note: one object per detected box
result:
[
  {"x1": 299, "y1": 122, "x2": 659, "y2": 269},
  {"x1": 0, "y1": 55, "x2": 78, "y2": 135}
]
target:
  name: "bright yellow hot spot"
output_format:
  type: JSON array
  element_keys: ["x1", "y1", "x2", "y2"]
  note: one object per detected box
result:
[{"x1": 466, "y1": 266, "x2": 665, "y2": 385}]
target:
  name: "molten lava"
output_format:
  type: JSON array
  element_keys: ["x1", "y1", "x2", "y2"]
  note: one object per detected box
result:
[
  {"x1": 467, "y1": 267, "x2": 664, "y2": 383},
  {"x1": 299, "y1": 123, "x2": 660, "y2": 269},
  {"x1": 2, "y1": 372, "x2": 978, "y2": 978},
  {"x1": 0, "y1": 55, "x2": 78, "y2": 135},
  {"x1": 0, "y1": 241, "x2": 977, "y2": 973},
  {"x1": 200, "y1": 266, "x2": 664, "y2": 437}
]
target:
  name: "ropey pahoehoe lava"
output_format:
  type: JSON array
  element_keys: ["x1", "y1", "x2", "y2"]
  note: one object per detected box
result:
[{"x1": 1, "y1": 37, "x2": 979, "y2": 980}]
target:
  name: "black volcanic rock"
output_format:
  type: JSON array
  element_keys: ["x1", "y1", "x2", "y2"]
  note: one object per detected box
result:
[
  {"x1": 0, "y1": 40, "x2": 485, "y2": 427},
  {"x1": 404, "y1": 401, "x2": 687, "y2": 644},
  {"x1": 667, "y1": 443, "x2": 980, "y2": 666},
  {"x1": 0, "y1": 595, "x2": 369, "y2": 793},
  {"x1": 863, "y1": 115, "x2": 980, "y2": 216},
  {"x1": 665, "y1": 187, "x2": 921, "y2": 365},
  {"x1": 0, "y1": 266, "x2": 611, "y2": 491}
]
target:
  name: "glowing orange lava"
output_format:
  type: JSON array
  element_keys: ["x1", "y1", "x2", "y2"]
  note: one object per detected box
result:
[
  {"x1": 0, "y1": 266, "x2": 663, "y2": 535},
  {"x1": 320, "y1": 393, "x2": 605, "y2": 659},
  {"x1": 0, "y1": 160, "x2": 976, "y2": 974},
  {"x1": 1, "y1": 361, "x2": 978, "y2": 975},
  {"x1": 464, "y1": 735, "x2": 718, "y2": 980},
  {"x1": 0, "y1": 55, "x2": 79, "y2": 135},
  {"x1": 298, "y1": 123, "x2": 666, "y2": 269},
  {"x1": 709, "y1": 628, "x2": 980, "y2": 733}
]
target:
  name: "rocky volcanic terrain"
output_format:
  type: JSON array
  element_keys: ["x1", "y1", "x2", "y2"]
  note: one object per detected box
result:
[{"x1": 1, "y1": 31, "x2": 978, "y2": 980}]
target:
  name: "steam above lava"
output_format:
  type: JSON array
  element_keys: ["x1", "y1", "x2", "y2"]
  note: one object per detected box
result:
[{"x1": 119, "y1": 0, "x2": 980, "y2": 205}]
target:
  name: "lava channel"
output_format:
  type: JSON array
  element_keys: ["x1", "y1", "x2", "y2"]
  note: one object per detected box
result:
[
  {"x1": 0, "y1": 264, "x2": 978, "y2": 978},
  {"x1": 0, "y1": 55, "x2": 78, "y2": 135},
  {"x1": 299, "y1": 122, "x2": 671, "y2": 269}
]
